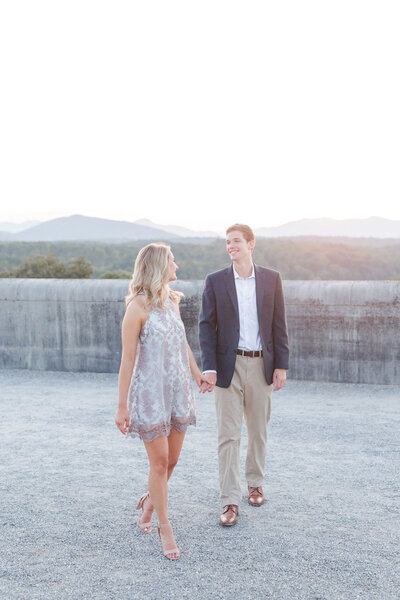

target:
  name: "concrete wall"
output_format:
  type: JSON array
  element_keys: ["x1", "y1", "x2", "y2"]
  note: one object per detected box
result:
[
  {"x1": 285, "y1": 281, "x2": 400, "y2": 384},
  {"x1": 0, "y1": 279, "x2": 399, "y2": 384}
]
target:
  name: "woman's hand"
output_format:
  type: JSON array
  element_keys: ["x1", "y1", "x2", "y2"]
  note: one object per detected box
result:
[
  {"x1": 193, "y1": 371, "x2": 214, "y2": 393},
  {"x1": 201, "y1": 372, "x2": 217, "y2": 392},
  {"x1": 193, "y1": 370, "x2": 203, "y2": 389},
  {"x1": 199, "y1": 377, "x2": 213, "y2": 393},
  {"x1": 115, "y1": 407, "x2": 130, "y2": 435},
  {"x1": 187, "y1": 342, "x2": 214, "y2": 393},
  {"x1": 193, "y1": 371, "x2": 212, "y2": 393}
]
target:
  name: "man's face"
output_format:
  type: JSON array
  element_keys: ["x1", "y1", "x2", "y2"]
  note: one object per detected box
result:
[{"x1": 226, "y1": 230, "x2": 255, "y2": 262}]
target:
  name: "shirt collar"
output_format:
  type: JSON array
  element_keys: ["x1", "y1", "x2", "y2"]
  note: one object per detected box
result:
[{"x1": 233, "y1": 264, "x2": 255, "y2": 280}]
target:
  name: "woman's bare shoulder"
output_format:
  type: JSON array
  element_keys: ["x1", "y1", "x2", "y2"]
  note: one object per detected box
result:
[{"x1": 125, "y1": 294, "x2": 149, "y2": 319}]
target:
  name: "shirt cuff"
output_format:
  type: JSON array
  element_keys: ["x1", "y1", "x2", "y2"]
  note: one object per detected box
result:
[{"x1": 202, "y1": 370, "x2": 217, "y2": 375}]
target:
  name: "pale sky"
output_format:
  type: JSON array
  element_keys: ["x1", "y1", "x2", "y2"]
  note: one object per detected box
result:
[{"x1": 1, "y1": 1, "x2": 399, "y2": 231}]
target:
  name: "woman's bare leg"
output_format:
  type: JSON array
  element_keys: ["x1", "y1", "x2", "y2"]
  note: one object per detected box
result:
[
  {"x1": 167, "y1": 429, "x2": 186, "y2": 479},
  {"x1": 143, "y1": 431, "x2": 185, "y2": 559},
  {"x1": 140, "y1": 429, "x2": 186, "y2": 525},
  {"x1": 143, "y1": 436, "x2": 169, "y2": 524}
]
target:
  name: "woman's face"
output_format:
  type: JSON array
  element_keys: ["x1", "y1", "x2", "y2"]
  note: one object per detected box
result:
[{"x1": 168, "y1": 251, "x2": 178, "y2": 281}]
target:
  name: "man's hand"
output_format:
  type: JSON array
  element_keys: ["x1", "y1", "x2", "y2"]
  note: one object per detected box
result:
[
  {"x1": 202, "y1": 372, "x2": 217, "y2": 392},
  {"x1": 199, "y1": 377, "x2": 213, "y2": 393},
  {"x1": 272, "y1": 369, "x2": 287, "y2": 391},
  {"x1": 194, "y1": 372, "x2": 213, "y2": 393}
]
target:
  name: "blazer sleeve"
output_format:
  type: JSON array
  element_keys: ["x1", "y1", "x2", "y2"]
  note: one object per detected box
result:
[
  {"x1": 199, "y1": 274, "x2": 218, "y2": 372},
  {"x1": 272, "y1": 273, "x2": 290, "y2": 370}
]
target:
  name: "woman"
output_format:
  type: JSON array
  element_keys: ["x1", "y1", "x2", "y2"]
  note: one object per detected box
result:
[{"x1": 115, "y1": 242, "x2": 205, "y2": 560}]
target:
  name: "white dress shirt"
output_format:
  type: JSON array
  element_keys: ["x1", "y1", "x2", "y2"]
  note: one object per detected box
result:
[{"x1": 234, "y1": 264, "x2": 262, "y2": 351}]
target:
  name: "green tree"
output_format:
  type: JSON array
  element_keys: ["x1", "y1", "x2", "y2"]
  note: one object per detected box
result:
[
  {"x1": 65, "y1": 256, "x2": 94, "y2": 278},
  {"x1": 13, "y1": 254, "x2": 67, "y2": 278},
  {"x1": 1, "y1": 239, "x2": 400, "y2": 280},
  {"x1": 99, "y1": 270, "x2": 131, "y2": 279},
  {"x1": 2, "y1": 253, "x2": 94, "y2": 278}
]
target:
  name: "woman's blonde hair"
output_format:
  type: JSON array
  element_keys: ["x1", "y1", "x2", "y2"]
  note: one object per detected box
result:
[{"x1": 125, "y1": 242, "x2": 183, "y2": 308}]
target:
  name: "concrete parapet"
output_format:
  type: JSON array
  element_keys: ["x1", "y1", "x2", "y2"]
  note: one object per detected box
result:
[
  {"x1": 0, "y1": 279, "x2": 203, "y2": 374},
  {"x1": 284, "y1": 280, "x2": 400, "y2": 384},
  {"x1": 0, "y1": 279, "x2": 399, "y2": 383}
]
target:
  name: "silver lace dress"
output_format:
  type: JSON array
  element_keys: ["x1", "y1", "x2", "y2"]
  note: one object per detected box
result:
[{"x1": 126, "y1": 298, "x2": 196, "y2": 442}]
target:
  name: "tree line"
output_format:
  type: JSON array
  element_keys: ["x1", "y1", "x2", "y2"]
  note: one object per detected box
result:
[{"x1": 0, "y1": 238, "x2": 399, "y2": 280}]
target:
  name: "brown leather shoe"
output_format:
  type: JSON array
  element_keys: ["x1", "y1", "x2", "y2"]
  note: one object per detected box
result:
[
  {"x1": 219, "y1": 504, "x2": 239, "y2": 526},
  {"x1": 248, "y1": 486, "x2": 265, "y2": 506}
]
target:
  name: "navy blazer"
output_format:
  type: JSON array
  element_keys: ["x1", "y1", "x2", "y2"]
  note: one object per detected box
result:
[{"x1": 199, "y1": 264, "x2": 289, "y2": 387}]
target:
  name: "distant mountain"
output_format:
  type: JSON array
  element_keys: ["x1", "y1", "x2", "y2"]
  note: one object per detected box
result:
[
  {"x1": 0, "y1": 220, "x2": 41, "y2": 233},
  {"x1": 2, "y1": 214, "x2": 399, "y2": 242},
  {"x1": 9, "y1": 215, "x2": 179, "y2": 242},
  {"x1": 0, "y1": 214, "x2": 220, "y2": 242},
  {"x1": 135, "y1": 218, "x2": 220, "y2": 238},
  {"x1": 255, "y1": 217, "x2": 400, "y2": 238}
]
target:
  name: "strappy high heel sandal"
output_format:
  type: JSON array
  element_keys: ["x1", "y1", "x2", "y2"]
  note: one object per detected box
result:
[
  {"x1": 136, "y1": 492, "x2": 153, "y2": 533},
  {"x1": 158, "y1": 522, "x2": 180, "y2": 560}
]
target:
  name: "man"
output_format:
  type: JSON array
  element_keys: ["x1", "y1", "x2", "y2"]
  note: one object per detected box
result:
[{"x1": 199, "y1": 223, "x2": 289, "y2": 526}]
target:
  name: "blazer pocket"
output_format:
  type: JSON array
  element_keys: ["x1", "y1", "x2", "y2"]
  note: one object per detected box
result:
[{"x1": 217, "y1": 344, "x2": 227, "y2": 355}]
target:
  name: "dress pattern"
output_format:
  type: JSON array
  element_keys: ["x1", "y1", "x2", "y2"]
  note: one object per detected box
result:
[{"x1": 126, "y1": 298, "x2": 196, "y2": 442}]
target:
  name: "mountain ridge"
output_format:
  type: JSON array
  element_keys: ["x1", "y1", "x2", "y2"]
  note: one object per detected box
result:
[
  {"x1": 1, "y1": 214, "x2": 180, "y2": 242},
  {"x1": 0, "y1": 215, "x2": 399, "y2": 241},
  {"x1": 255, "y1": 216, "x2": 400, "y2": 238}
]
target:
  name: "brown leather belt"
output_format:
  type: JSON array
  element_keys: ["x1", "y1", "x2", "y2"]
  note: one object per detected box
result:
[{"x1": 235, "y1": 349, "x2": 263, "y2": 358}]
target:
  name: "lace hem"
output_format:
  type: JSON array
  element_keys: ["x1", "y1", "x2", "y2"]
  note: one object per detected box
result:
[{"x1": 126, "y1": 415, "x2": 196, "y2": 442}]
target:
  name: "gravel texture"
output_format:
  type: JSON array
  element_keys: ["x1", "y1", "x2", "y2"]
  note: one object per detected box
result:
[{"x1": 0, "y1": 370, "x2": 399, "y2": 600}]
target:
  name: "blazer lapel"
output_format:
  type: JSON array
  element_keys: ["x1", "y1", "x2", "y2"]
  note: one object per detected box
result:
[
  {"x1": 255, "y1": 264, "x2": 264, "y2": 320},
  {"x1": 224, "y1": 266, "x2": 239, "y2": 315}
]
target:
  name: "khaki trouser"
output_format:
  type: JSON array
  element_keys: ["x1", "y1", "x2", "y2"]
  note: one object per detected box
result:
[{"x1": 214, "y1": 355, "x2": 273, "y2": 506}]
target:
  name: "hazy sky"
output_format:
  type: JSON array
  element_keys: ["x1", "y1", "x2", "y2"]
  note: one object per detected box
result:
[{"x1": 1, "y1": 1, "x2": 399, "y2": 231}]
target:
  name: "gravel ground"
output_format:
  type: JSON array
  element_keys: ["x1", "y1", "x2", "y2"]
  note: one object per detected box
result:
[{"x1": 0, "y1": 370, "x2": 399, "y2": 600}]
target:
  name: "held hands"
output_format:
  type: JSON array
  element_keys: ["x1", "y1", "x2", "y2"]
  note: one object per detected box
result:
[
  {"x1": 200, "y1": 371, "x2": 217, "y2": 393},
  {"x1": 194, "y1": 371, "x2": 216, "y2": 393},
  {"x1": 273, "y1": 368, "x2": 287, "y2": 391},
  {"x1": 115, "y1": 407, "x2": 130, "y2": 435}
]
